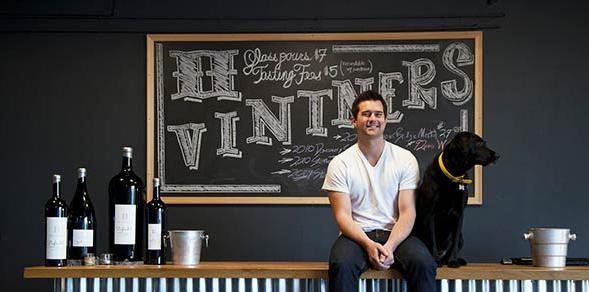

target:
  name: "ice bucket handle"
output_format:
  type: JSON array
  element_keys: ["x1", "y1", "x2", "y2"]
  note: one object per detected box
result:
[
  {"x1": 523, "y1": 231, "x2": 576, "y2": 241},
  {"x1": 202, "y1": 233, "x2": 210, "y2": 247},
  {"x1": 163, "y1": 232, "x2": 169, "y2": 247}
]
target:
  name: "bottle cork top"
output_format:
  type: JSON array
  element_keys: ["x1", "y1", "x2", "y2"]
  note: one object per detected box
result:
[
  {"x1": 77, "y1": 168, "x2": 87, "y2": 178},
  {"x1": 123, "y1": 146, "x2": 133, "y2": 158}
]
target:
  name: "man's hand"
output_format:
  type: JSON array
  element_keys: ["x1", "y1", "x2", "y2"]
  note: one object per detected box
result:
[
  {"x1": 364, "y1": 241, "x2": 391, "y2": 270},
  {"x1": 380, "y1": 242, "x2": 396, "y2": 267}
]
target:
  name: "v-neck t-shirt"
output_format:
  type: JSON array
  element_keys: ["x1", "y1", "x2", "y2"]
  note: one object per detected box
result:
[{"x1": 322, "y1": 141, "x2": 419, "y2": 231}]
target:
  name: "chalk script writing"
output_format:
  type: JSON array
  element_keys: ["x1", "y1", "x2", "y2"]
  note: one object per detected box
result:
[
  {"x1": 156, "y1": 39, "x2": 477, "y2": 193},
  {"x1": 242, "y1": 48, "x2": 330, "y2": 88}
]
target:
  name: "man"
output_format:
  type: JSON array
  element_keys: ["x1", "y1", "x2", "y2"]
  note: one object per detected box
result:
[{"x1": 322, "y1": 90, "x2": 436, "y2": 292}]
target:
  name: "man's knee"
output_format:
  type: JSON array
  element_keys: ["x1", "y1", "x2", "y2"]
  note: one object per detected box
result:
[
  {"x1": 329, "y1": 255, "x2": 365, "y2": 274},
  {"x1": 415, "y1": 253, "x2": 438, "y2": 273},
  {"x1": 329, "y1": 236, "x2": 367, "y2": 276},
  {"x1": 409, "y1": 251, "x2": 437, "y2": 275},
  {"x1": 396, "y1": 237, "x2": 437, "y2": 277}
]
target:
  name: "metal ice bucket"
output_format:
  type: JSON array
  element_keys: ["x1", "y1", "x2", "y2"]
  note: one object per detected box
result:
[
  {"x1": 168, "y1": 230, "x2": 209, "y2": 266},
  {"x1": 523, "y1": 228, "x2": 576, "y2": 268}
]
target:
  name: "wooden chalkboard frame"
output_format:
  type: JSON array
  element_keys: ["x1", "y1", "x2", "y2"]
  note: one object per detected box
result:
[{"x1": 146, "y1": 31, "x2": 483, "y2": 205}]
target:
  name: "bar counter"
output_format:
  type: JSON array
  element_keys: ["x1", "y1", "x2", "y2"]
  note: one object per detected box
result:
[
  {"x1": 24, "y1": 262, "x2": 589, "y2": 280},
  {"x1": 24, "y1": 262, "x2": 589, "y2": 291}
]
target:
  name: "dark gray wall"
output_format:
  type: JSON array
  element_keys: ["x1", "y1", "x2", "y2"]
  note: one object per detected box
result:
[{"x1": 2, "y1": 1, "x2": 589, "y2": 291}]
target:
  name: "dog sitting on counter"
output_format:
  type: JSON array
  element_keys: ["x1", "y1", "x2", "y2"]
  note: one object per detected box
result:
[{"x1": 412, "y1": 132, "x2": 499, "y2": 268}]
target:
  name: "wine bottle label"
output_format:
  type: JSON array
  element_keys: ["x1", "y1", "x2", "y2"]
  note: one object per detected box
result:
[
  {"x1": 73, "y1": 229, "x2": 94, "y2": 247},
  {"x1": 114, "y1": 204, "x2": 136, "y2": 245},
  {"x1": 147, "y1": 224, "x2": 162, "y2": 250},
  {"x1": 46, "y1": 217, "x2": 67, "y2": 260}
]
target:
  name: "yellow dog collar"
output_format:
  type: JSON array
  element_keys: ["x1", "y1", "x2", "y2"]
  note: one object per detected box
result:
[{"x1": 438, "y1": 152, "x2": 473, "y2": 185}]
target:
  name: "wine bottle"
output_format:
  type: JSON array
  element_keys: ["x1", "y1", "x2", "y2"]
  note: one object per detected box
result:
[
  {"x1": 145, "y1": 178, "x2": 167, "y2": 265},
  {"x1": 109, "y1": 147, "x2": 145, "y2": 262},
  {"x1": 68, "y1": 167, "x2": 96, "y2": 260},
  {"x1": 45, "y1": 174, "x2": 68, "y2": 267}
]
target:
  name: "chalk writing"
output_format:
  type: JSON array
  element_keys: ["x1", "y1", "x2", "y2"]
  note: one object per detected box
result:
[
  {"x1": 215, "y1": 111, "x2": 242, "y2": 158},
  {"x1": 242, "y1": 48, "x2": 329, "y2": 88},
  {"x1": 169, "y1": 50, "x2": 241, "y2": 103},
  {"x1": 245, "y1": 96, "x2": 294, "y2": 146},
  {"x1": 386, "y1": 123, "x2": 461, "y2": 152},
  {"x1": 270, "y1": 142, "x2": 352, "y2": 183},
  {"x1": 297, "y1": 89, "x2": 333, "y2": 137},
  {"x1": 166, "y1": 123, "x2": 207, "y2": 170},
  {"x1": 441, "y1": 42, "x2": 474, "y2": 105},
  {"x1": 332, "y1": 44, "x2": 440, "y2": 53},
  {"x1": 153, "y1": 36, "x2": 479, "y2": 196},
  {"x1": 340, "y1": 60, "x2": 373, "y2": 75}
]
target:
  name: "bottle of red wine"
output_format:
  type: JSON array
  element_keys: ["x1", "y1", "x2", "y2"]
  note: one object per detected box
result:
[
  {"x1": 109, "y1": 147, "x2": 145, "y2": 262},
  {"x1": 45, "y1": 174, "x2": 68, "y2": 267},
  {"x1": 145, "y1": 178, "x2": 167, "y2": 265},
  {"x1": 68, "y1": 168, "x2": 96, "y2": 260}
]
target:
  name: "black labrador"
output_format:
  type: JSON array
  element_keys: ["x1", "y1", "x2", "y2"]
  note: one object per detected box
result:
[{"x1": 413, "y1": 132, "x2": 499, "y2": 268}]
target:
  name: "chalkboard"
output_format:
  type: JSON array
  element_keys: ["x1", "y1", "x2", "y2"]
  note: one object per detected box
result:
[{"x1": 146, "y1": 32, "x2": 483, "y2": 205}]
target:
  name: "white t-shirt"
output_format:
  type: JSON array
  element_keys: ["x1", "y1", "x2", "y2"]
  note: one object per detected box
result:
[{"x1": 322, "y1": 141, "x2": 419, "y2": 231}]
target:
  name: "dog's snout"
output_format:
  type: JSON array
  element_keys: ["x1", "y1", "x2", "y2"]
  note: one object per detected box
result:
[
  {"x1": 482, "y1": 149, "x2": 499, "y2": 165},
  {"x1": 474, "y1": 146, "x2": 499, "y2": 166}
]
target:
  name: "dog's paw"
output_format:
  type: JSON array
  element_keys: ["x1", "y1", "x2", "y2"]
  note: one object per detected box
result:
[{"x1": 447, "y1": 258, "x2": 467, "y2": 268}]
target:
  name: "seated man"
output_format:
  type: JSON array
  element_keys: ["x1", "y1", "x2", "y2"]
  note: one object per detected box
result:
[{"x1": 322, "y1": 90, "x2": 436, "y2": 292}]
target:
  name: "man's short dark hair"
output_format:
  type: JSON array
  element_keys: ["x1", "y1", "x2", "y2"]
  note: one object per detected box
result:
[{"x1": 351, "y1": 90, "x2": 388, "y2": 119}]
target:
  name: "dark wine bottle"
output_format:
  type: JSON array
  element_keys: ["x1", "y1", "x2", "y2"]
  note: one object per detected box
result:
[
  {"x1": 109, "y1": 147, "x2": 145, "y2": 263},
  {"x1": 145, "y1": 178, "x2": 167, "y2": 265},
  {"x1": 45, "y1": 174, "x2": 68, "y2": 267},
  {"x1": 68, "y1": 168, "x2": 96, "y2": 260}
]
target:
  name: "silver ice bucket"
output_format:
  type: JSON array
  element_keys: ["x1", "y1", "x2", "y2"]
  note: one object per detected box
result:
[
  {"x1": 523, "y1": 228, "x2": 576, "y2": 268},
  {"x1": 168, "y1": 230, "x2": 209, "y2": 266}
]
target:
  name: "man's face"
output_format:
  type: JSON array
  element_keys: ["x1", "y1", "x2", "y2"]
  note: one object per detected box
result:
[{"x1": 352, "y1": 100, "x2": 386, "y2": 139}]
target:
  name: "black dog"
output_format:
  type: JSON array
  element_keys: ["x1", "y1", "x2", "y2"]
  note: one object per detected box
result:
[{"x1": 413, "y1": 132, "x2": 499, "y2": 268}]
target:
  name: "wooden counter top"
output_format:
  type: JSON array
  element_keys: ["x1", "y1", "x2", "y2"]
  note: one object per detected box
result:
[{"x1": 23, "y1": 262, "x2": 589, "y2": 280}]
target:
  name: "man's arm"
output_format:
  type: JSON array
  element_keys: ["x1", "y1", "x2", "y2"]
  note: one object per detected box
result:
[
  {"x1": 328, "y1": 191, "x2": 390, "y2": 270},
  {"x1": 382, "y1": 189, "x2": 416, "y2": 264}
]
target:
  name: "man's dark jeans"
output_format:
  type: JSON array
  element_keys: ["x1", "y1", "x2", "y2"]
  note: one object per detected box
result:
[{"x1": 328, "y1": 231, "x2": 437, "y2": 292}]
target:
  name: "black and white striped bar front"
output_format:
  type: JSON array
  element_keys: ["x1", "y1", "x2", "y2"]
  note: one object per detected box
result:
[{"x1": 24, "y1": 262, "x2": 589, "y2": 292}]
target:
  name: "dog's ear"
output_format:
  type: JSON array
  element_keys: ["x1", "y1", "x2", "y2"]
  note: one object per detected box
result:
[
  {"x1": 454, "y1": 132, "x2": 498, "y2": 166},
  {"x1": 445, "y1": 132, "x2": 472, "y2": 158}
]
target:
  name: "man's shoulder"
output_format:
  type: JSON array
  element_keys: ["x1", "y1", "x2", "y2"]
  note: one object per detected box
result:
[
  {"x1": 332, "y1": 143, "x2": 358, "y2": 160},
  {"x1": 326, "y1": 144, "x2": 359, "y2": 171},
  {"x1": 385, "y1": 141, "x2": 415, "y2": 158}
]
